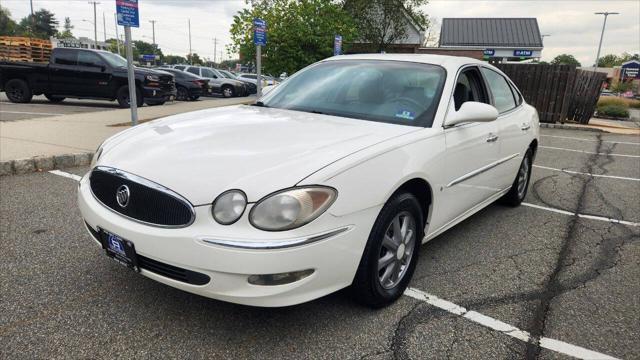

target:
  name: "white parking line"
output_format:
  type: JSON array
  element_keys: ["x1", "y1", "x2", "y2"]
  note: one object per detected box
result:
[
  {"x1": 533, "y1": 165, "x2": 640, "y2": 182},
  {"x1": 522, "y1": 202, "x2": 640, "y2": 227},
  {"x1": 49, "y1": 170, "x2": 82, "y2": 181},
  {"x1": 404, "y1": 288, "x2": 620, "y2": 360},
  {"x1": 0, "y1": 110, "x2": 65, "y2": 116},
  {"x1": 539, "y1": 146, "x2": 640, "y2": 158},
  {"x1": 541, "y1": 134, "x2": 640, "y2": 146}
]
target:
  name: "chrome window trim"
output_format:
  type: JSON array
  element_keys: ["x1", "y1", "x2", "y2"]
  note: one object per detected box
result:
[
  {"x1": 200, "y1": 226, "x2": 353, "y2": 250},
  {"x1": 90, "y1": 166, "x2": 196, "y2": 228},
  {"x1": 446, "y1": 153, "x2": 520, "y2": 187}
]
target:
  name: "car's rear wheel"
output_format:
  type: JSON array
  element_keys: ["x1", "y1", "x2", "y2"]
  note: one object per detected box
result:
[
  {"x1": 5, "y1": 79, "x2": 33, "y2": 103},
  {"x1": 116, "y1": 85, "x2": 142, "y2": 108},
  {"x1": 351, "y1": 192, "x2": 423, "y2": 308},
  {"x1": 500, "y1": 148, "x2": 533, "y2": 206},
  {"x1": 44, "y1": 94, "x2": 65, "y2": 103}
]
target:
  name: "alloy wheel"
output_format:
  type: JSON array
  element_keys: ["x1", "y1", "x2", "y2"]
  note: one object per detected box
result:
[
  {"x1": 378, "y1": 211, "x2": 416, "y2": 289},
  {"x1": 223, "y1": 87, "x2": 233, "y2": 97}
]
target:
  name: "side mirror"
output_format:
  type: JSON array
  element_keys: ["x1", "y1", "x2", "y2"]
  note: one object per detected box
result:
[{"x1": 445, "y1": 102, "x2": 498, "y2": 127}]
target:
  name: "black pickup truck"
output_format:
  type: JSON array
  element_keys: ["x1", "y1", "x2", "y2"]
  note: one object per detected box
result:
[{"x1": 0, "y1": 47, "x2": 176, "y2": 107}]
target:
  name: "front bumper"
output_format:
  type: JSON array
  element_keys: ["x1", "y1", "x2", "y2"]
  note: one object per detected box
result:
[
  {"x1": 142, "y1": 85, "x2": 177, "y2": 101},
  {"x1": 77, "y1": 173, "x2": 378, "y2": 307}
]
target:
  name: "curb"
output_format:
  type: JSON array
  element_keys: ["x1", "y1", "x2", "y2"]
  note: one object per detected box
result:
[
  {"x1": 0, "y1": 152, "x2": 94, "y2": 176},
  {"x1": 539, "y1": 123, "x2": 606, "y2": 133}
]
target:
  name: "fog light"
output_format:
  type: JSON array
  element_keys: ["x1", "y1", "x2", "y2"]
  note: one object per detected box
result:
[{"x1": 248, "y1": 269, "x2": 314, "y2": 286}]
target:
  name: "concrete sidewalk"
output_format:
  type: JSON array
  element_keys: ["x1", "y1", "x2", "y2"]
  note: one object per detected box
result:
[{"x1": 0, "y1": 97, "x2": 254, "y2": 174}]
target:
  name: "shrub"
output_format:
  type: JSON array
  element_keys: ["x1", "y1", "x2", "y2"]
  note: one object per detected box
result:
[
  {"x1": 596, "y1": 104, "x2": 630, "y2": 118},
  {"x1": 597, "y1": 96, "x2": 640, "y2": 109}
]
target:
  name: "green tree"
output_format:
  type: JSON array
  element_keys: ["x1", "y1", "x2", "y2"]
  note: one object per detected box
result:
[
  {"x1": 550, "y1": 54, "x2": 581, "y2": 67},
  {"x1": 164, "y1": 54, "x2": 188, "y2": 65},
  {"x1": 619, "y1": 52, "x2": 640, "y2": 63},
  {"x1": 229, "y1": 0, "x2": 358, "y2": 76},
  {"x1": 0, "y1": 6, "x2": 18, "y2": 36},
  {"x1": 597, "y1": 54, "x2": 621, "y2": 68},
  {"x1": 343, "y1": 0, "x2": 430, "y2": 52},
  {"x1": 186, "y1": 53, "x2": 203, "y2": 65},
  {"x1": 18, "y1": 9, "x2": 58, "y2": 38},
  {"x1": 57, "y1": 17, "x2": 74, "y2": 38}
]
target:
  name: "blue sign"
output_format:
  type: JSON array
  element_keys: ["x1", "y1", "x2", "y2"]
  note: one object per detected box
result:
[
  {"x1": 334, "y1": 35, "x2": 343, "y2": 56},
  {"x1": 514, "y1": 49, "x2": 533, "y2": 57},
  {"x1": 116, "y1": 0, "x2": 139, "y2": 28},
  {"x1": 483, "y1": 49, "x2": 495, "y2": 56},
  {"x1": 141, "y1": 54, "x2": 155, "y2": 62},
  {"x1": 253, "y1": 18, "x2": 266, "y2": 46},
  {"x1": 621, "y1": 60, "x2": 640, "y2": 80}
]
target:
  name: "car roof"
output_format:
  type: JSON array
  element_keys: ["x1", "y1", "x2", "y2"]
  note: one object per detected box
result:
[{"x1": 324, "y1": 54, "x2": 484, "y2": 68}]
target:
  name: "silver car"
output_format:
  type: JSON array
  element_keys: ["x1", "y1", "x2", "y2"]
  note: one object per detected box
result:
[{"x1": 182, "y1": 66, "x2": 247, "y2": 97}]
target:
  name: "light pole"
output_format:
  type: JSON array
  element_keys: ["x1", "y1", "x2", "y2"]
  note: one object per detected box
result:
[
  {"x1": 149, "y1": 20, "x2": 157, "y2": 65},
  {"x1": 88, "y1": 2, "x2": 100, "y2": 49},
  {"x1": 113, "y1": 13, "x2": 121, "y2": 55},
  {"x1": 541, "y1": 34, "x2": 551, "y2": 44},
  {"x1": 594, "y1": 12, "x2": 619, "y2": 69},
  {"x1": 188, "y1": 19, "x2": 192, "y2": 65}
]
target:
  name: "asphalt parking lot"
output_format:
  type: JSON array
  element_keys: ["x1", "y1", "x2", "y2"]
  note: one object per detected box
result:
[
  {"x1": 0, "y1": 93, "x2": 227, "y2": 121},
  {"x1": 1, "y1": 127, "x2": 638, "y2": 359}
]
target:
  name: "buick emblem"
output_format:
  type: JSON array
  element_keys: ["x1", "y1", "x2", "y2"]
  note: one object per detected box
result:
[{"x1": 116, "y1": 185, "x2": 130, "y2": 208}]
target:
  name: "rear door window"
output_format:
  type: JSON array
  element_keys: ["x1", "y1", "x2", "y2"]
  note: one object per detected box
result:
[
  {"x1": 54, "y1": 50, "x2": 77, "y2": 65},
  {"x1": 201, "y1": 68, "x2": 216, "y2": 78},
  {"x1": 480, "y1": 68, "x2": 517, "y2": 113},
  {"x1": 186, "y1": 67, "x2": 200, "y2": 76}
]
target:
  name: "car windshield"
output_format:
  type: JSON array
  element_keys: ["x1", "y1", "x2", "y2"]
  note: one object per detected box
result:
[
  {"x1": 261, "y1": 60, "x2": 446, "y2": 127},
  {"x1": 101, "y1": 52, "x2": 127, "y2": 68},
  {"x1": 218, "y1": 70, "x2": 236, "y2": 79}
]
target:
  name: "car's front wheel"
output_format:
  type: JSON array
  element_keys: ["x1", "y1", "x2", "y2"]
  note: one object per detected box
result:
[{"x1": 351, "y1": 192, "x2": 423, "y2": 308}]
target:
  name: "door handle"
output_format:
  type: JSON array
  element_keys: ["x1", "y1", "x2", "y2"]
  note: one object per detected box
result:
[
  {"x1": 521, "y1": 123, "x2": 531, "y2": 131},
  {"x1": 486, "y1": 133, "x2": 499, "y2": 143}
]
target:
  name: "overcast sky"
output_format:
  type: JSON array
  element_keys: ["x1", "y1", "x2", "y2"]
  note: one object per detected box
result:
[{"x1": 3, "y1": 0, "x2": 639, "y2": 65}]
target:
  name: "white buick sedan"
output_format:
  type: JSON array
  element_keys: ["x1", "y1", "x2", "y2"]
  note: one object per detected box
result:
[{"x1": 78, "y1": 54, "x2": 539, "y2": 308}]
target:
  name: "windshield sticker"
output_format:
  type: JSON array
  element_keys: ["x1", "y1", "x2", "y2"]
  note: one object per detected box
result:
[{"x1": 395, "y1": 109, "x2": 415, "y2": 121}]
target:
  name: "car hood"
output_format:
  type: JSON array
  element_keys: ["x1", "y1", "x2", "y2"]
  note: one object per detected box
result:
[{"x1": 98, "y1": 105, "x2": 419, "y2": 205}]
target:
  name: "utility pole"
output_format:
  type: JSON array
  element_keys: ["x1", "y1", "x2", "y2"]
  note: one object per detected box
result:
[
  {"x1": 213, "y1": 37, "x2": 218, "y2": 64},
  {"x1": 29, "y1": 0, "x2": 35, "y2": 36},
  {"x1": 88, "y1": 2, "x2": 100, "y2": 49},
  {"x1": 188, "y1": 19, "x2": 192, "y2": 65},
  {"x1": 594, "y1": 12, "x2": 619, "y2": 69},
  {"x1": 114, "y1": 13, "x2": 121, "y2": 55},
  {"x1": 103, "y1": 12, "x2": 107, "y2": 42},
  {"x1": 149, "y1": 20, "x2": 157, "y2": 65}
]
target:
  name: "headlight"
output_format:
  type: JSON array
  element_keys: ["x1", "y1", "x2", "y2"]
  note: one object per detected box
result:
[
  {"x1": 146, "y1": 74, "x2": 160, "y2": 82},
  {"x1": 249, "y1": 187, "x2": 337, "y2": 231},
  {"x1": 212, "y1": 190, "x2": 247, "y2": 225}
]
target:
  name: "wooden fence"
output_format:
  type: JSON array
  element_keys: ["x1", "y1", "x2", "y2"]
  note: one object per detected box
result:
[{"x1": 496, "y1": 64, "x2": 607, "y2": 124}]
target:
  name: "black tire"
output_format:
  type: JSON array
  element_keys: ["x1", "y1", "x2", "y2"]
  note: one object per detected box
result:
[
  {"x1": 176, "y1": 86, "x2": 189, "y2": 101},
  {"x1": 189, "y1": 95, "x2": 200, "y2": 101},
  {"x1": 145, "y1": 100, "x2": 165, "y2": 106},
  {"x1": 5, "y1": 79, "x2": 33, "y2": 103},
  {"x1": 351, "y1": 192, "x2": 424, "y2": 308},
  {"x1": 499, "y1": 148, "x2": 533, "y2": 207},
  {"x1": 44, "y1": 94, "x2": 65, "y2": 103},
  {"x1": 221, "y1": 85, "x2": 235, "y2": 98},
  {"x1": 116, "y1": 85, "x2": 142, "y2": 108}
]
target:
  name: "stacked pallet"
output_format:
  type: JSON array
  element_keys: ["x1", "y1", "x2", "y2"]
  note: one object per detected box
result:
[{"x1": 0, "y1": 36, "x2": 52, "y2": 63}]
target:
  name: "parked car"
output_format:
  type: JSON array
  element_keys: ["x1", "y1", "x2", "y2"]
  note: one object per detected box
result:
[
  {"x1": 216, "y1": 69, "x2": 257, "y2": 94},
  {"x1": 237, "y1": 73, "x2": 276, "y2": 86},
  {"x1": 157, "y1": 67, "x2": 209, "y2": 101},
  {"x1": 0, "y1": 48, "x2": 176, "y2": 107},
  {"x1": 79, "y1": 54, "x2": 539, "y2": 308},
  {"x1": 180, "y1": 66, "x2": 247, "y2": 97}
]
